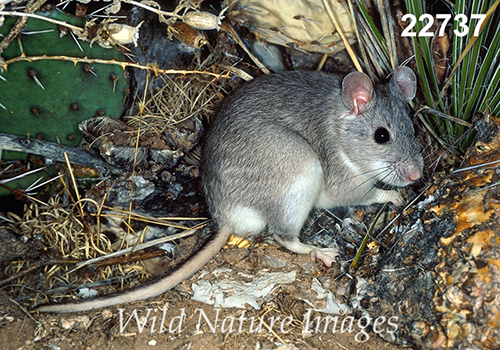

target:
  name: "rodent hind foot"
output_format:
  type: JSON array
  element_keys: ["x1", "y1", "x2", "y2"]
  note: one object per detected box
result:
[
  {"x1": 274, "y1": 235, "x2": 337, "y2": 267},
  {"x1": 310, "y1": 248, "x2": 338, "y2": 267}
]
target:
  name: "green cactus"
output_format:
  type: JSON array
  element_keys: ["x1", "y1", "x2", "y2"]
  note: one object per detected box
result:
[
  {"x1": 0, "y1": 11, "x2": 128, "y2": 196},
  {"x1": 0, "y1": 11, "x2": 128, "y2": 148}
]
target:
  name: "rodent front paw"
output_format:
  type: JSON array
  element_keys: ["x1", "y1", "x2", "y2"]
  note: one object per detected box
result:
[{"x1": 387, "y1": 190, "x2": 405, "y2": 207}]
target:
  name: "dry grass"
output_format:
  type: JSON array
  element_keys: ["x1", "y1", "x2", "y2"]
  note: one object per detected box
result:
[
  {"x1": 125, "y1": 56, "x2": 226, "y2": 137},
  {"x1": 0, "y1": 189, "x2": 207, "y2": 303}
]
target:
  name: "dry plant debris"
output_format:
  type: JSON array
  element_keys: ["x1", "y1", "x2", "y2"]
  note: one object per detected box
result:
[
  {"x1": 0, "y1": 188, "x2": 206, "y2": 307},
  {"x1": 126, "y1": 72, "x2": 224, "y2": 132},
  {"x1": 80, "y1": 70, "x2": 224, "y2": 170},
  {"x1": 424, "y1": 113, "x2": 500, "y2": 349},
  {"x1": 228, "y1": 0, "x2": 356, "y2": 54},
  {"x1": 0, "y1": 0, "x2": 224, "y2": 50}
]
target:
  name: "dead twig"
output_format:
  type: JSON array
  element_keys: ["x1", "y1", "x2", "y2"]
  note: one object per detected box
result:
[{"x1": 0, "y1": 132, "x2": 120, "y2": 175}]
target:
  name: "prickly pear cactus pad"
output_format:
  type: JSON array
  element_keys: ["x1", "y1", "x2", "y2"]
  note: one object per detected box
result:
[{"x1": 0, "y1": 11, "x2": 128, "y2": 147}]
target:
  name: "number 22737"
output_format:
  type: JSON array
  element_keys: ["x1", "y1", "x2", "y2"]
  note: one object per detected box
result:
[{"x1": 401, "y1": 14, "x2": 486, "y2": 37}]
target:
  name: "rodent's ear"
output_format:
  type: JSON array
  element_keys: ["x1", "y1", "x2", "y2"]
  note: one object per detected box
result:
[
  {"x1": 342, "y1": 71, "x2": 373, "y2": 115},
  {"x1": 391, "y1": 66, "x2": 417, "y2": 102}
]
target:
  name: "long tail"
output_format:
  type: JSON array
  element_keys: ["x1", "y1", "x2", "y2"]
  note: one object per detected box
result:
[{"x1": 36, "y1": 229, "x2": 231, "y2": 313}]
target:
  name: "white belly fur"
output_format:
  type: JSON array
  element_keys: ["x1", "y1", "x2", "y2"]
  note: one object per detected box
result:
[
  {"x1": 230, "y1": 206, "x2": 266, "y2": 237},
  {"x1": 282, "y1": 160, "x2": 323, "y2": 231}
]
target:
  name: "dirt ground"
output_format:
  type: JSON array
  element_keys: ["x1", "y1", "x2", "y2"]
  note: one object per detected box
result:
[{"x1": 0, "y1": 241, "x2": 413, "y2": 350}]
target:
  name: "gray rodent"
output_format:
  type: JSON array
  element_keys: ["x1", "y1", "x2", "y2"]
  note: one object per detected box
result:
[{"x1": 36, "y1": 66, "x2": 423, "y2": 313}]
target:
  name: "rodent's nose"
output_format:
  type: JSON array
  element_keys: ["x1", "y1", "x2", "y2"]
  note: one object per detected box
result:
[{"x1": 405, "y1": 165, "x2": 422, "y2": 182}]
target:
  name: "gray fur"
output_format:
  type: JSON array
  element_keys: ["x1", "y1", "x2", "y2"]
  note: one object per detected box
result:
[{"x1": 202, "y1": 67, "x2": 423, "y2": 263}]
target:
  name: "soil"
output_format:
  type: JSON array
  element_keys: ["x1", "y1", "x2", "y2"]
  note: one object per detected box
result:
[{"x1": 0, "y1": 241, "x2": 412, "y2": 350}]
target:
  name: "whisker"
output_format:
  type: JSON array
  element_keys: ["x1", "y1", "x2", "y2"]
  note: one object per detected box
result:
[
  {"x1": 334, "y1": 162, "x2": 394, "y2": 185},
  {"x1": 335, "y1": 165, "x2": 395, "y2": 204}
]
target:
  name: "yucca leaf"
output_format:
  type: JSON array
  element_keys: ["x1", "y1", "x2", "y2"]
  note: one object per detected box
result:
[{"x1": 405, "y1": 0, "x2": 500, "y2": 152}]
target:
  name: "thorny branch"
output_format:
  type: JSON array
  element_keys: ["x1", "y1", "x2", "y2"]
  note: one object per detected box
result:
[
  {"x1": 1, "y1": 54, "x2": 232, "y2": 80},
  {"x1": 0, "y1": 0, "x2": 48, "y2": 52}
]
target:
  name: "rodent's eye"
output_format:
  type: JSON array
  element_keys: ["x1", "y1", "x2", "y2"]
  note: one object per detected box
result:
[{"x1": 374, "y1": 127, "x2": 390, "y2": 144}]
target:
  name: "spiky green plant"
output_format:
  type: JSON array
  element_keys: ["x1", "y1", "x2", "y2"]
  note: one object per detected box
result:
[
  {"x1": 0, "y1": 11, "x2": 128, "y2": 148},
  {"x1": 0, "y1": 10, "x2": 128, "y2": 196},
  {"x1": 405, "y1": 0, "x2": 500, "y2": 152}
]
